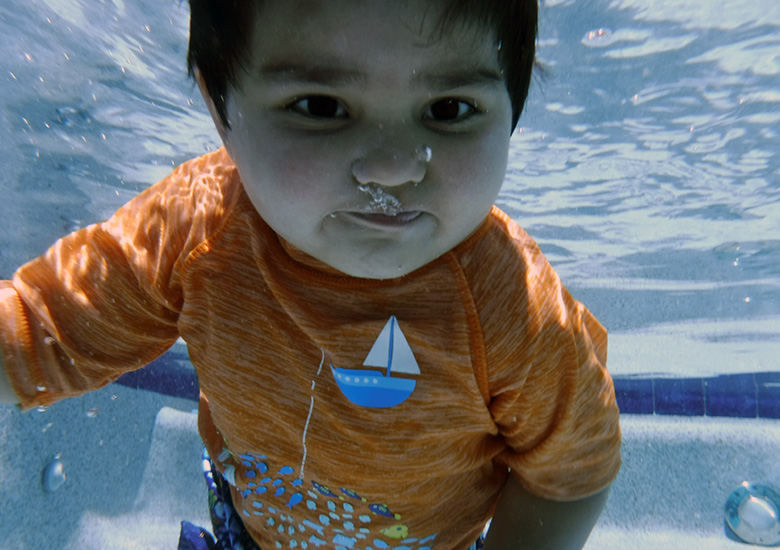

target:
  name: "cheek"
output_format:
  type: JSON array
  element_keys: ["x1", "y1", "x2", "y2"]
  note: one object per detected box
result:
[
  {"x1": 266, "y1": 154, "x2": 313, "y2": 192},
  {"x1": 232, "y1": 139, "x2": 324, "y2": 201},
  {"x1": 437, "y1": 137, "x2": 508, "y2": 198},
  {"x1": 261, "y1": 136, "x2": 348, "y2": 192}
]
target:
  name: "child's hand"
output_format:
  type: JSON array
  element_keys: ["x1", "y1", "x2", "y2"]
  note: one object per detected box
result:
[
  {"x1": 0, "y1": 355, "x2": 17, "y2": 404},
  {"x1": 0, "y1": 286, "x2": 18, "y2": 404}
]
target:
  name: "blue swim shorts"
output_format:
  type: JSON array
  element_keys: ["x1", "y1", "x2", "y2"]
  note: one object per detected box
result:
[{"x1": 178, "y1": 449, "x2": 262, "y2": 550}]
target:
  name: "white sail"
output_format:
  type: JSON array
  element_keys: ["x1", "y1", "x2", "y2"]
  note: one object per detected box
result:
[{"x1": 363, "y1": 316, "x2": 420, "y2": 375}]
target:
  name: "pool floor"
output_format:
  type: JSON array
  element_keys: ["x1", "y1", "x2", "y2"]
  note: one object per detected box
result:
[
  {"x1": 0, "y1": 384, "x2": 208, "y2": 550},
  {"x1": 586, "y1": 415, "x2": 780, "y2": 549},
  {"x1": 2, "y1": 381, "x2": 778, "y2": 549}
]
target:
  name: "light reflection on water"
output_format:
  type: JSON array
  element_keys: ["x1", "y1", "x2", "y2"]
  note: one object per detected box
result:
[{"x1": 0, "y1": 0, "x2": 778, "y2": 376}]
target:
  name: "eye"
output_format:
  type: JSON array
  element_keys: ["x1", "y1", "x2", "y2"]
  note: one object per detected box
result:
[
  {"x1": 286, "y1": 95, "x2": 347, "y2": 119},
  {"x1": 425, "y1": 98, "x2": 477, "y2": 122}
]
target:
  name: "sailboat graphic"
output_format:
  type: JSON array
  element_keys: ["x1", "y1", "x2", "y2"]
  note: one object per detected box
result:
[{"x1": 331, "y1": 316, "x2": 419, "y2": 408}]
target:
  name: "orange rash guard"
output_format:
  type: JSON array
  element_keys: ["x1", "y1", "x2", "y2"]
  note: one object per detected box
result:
[{"x1": 0, "y1": 148, "x2": 620, "y2": 550}]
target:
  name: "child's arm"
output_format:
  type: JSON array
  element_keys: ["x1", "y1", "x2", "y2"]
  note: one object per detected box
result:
[
  {"x1": 0, "y1": 152, "x2": 233, "y2": 410},
  {"x1": 483, "y1": 474, "x2": 609, "y2": 550},
  {"x1": 0, "y1": 285, "x2": 18, "y2": 404},
  {"x1": 0, "y1": 355, "x2": 17, "y2": 404}
]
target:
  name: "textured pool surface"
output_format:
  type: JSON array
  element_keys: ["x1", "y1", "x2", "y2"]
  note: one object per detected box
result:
[{"x1": 587, "y1": 415, "x2": 780, "y2": 549}]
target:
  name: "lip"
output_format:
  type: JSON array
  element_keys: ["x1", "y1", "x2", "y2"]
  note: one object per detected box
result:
[{"x1": 339, "y1": 211, "x2": 423, "y2": 228}]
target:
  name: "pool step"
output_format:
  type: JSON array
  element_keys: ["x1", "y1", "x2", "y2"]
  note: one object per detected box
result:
[
  {"x1": 67, "y1": 406, "x2": 209, "y2": 549},
  {"x1": 586, "y1": 415, "x2": 780, "y2": 549}
]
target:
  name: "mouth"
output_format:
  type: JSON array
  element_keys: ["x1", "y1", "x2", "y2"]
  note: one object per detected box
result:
[{"x1": 339, "y1": 210, "x2": 423, "y2": 228}]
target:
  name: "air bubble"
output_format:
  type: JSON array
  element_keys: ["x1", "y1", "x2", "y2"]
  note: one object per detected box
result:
[
  {"x1": 42, "y1": 454, "x2": 66, "y2": 492},
  {"x1": 36, "y1": 385, "x2": 47, "y2": 392},
  {"x1": 357, "y1": 183, "x2": 403, "y2": 215},
  {"x1": 86, "y1": 408, "x2": 99, "y2": 418},
  {"x1": 63, "y1": 218, "x2": 83, "y2": 232},
  {"x1": 416, "y1": 146, "x2": 432, "y2": 163},
  {"x1": 582, "y1": 28, "x2": 614, "y2": 48}
]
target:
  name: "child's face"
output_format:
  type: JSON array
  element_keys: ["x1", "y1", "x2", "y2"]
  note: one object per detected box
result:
[{"x1": 204, "y1": 0, "x2": 512, "y2": 279}]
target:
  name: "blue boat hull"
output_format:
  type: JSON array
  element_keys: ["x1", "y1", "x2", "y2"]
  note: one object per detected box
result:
[{"x1": 331, "y1": 366, "x2": 416, "y2": 408}]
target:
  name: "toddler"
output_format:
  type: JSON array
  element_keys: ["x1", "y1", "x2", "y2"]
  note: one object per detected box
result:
[{"x1": 0, "y1": 1, "x2": 621, "y2": 549}]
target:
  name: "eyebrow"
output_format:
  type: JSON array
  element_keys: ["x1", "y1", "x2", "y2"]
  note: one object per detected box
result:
[
  {"x1": 416, "y1": 68, "x2": 504, "y2": 90},
  {"x1": 260, "y1": 63, "x2": 365, "y2": 86},
  {"x1": 259, "y1": 62, "x2": 504, "y2": 90}
]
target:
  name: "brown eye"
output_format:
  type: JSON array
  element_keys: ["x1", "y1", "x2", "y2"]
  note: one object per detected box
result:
[
  {"x1": 289, "y1": 95, "x2": 346, "y2": 118},
  {"x1": 427, "y1": 98, "x2": 475, "y2": 122}
]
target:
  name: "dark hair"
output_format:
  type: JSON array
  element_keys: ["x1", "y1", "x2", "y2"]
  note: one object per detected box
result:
[{"x1": 187, "y1": 0, "x2": 537, "y2": 132}]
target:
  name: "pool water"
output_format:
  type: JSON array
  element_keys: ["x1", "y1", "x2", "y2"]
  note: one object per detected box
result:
[
  {"x1": 2, "y1": 0, "x2": 777, "y2": 381},
  {"x1": 502, "y1": 0, "x2": 780, "y2": 379}
]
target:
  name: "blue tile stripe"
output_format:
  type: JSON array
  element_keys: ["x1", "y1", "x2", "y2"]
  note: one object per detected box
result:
[
  {"x1": 115, "y1": 350, "x2": 200, "y2": 402},
  {"x1": 116, "y1": 350, "x2": 780, "y2": 419},
  {"x1": 614, "y1": 373, "x2": 780, "y2": 419}
]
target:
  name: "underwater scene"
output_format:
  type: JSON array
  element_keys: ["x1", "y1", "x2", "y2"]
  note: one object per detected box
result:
[
  {"x1": 2, "y1": 0, "x2": 777, "y2": 382},
  {"x1": 0, "y1": 0, "x2": 779, "y2": 549}
]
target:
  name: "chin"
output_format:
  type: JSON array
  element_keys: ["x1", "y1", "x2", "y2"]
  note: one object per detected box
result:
[
  {"x1": 339, "y1": 264, "x2": 413, "y2": 280},
  {"x1": 335, "y1": 255, "x2": 432, "y2": 280}
]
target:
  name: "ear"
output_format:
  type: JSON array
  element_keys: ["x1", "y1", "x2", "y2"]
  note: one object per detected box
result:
[{"x1": 194, "y1": 68, "x2": 231, "y2": 145}]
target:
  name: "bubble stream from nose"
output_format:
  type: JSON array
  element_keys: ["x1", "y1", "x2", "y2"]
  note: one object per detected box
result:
[{"x1": 357, "y1": 183, "x2": 403, "y2": 216}]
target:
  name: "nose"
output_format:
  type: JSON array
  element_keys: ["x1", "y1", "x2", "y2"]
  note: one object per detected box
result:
[{"x1": 351, "y1": 138, "x2": 429, "y2": 188}]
